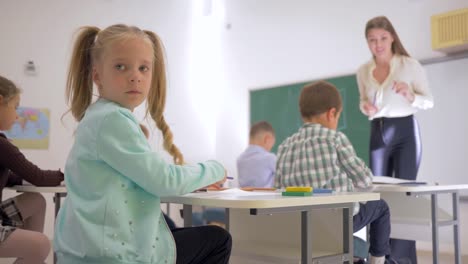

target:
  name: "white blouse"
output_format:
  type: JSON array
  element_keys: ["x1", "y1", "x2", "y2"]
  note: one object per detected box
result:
[{"x1": 357, "y1": 54, "x2": 434, "y2": 120}]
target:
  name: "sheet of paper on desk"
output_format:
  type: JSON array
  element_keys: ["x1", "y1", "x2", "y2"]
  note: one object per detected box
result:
[
  {"x1": 188, "y1": 188, "x2": 280, "y2": 197},
  {"x1": 22, "y1": 180, "x2": 33, "y2": 185},
  {"x1": 373, "y1": 176, "x2": 426, "y2": 185},
  {"x1": 214, "y1": 188, "x2": 280, "y2": 196}
]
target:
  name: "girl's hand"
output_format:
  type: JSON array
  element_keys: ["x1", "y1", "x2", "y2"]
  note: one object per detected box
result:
[
  {"x1": 204, "y1": 170, "x2": 227, "y2": 190},
  {"x1": 393, "y1": 81, "x2": 415, "y2": 103},
  {"x1": 363, "y1": 101, "x2": 378, "y2": 116}
]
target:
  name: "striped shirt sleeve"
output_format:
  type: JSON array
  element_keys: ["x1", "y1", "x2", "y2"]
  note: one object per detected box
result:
[{"x1": 336, "y1": 132, "x2": 373, "y2": 190}]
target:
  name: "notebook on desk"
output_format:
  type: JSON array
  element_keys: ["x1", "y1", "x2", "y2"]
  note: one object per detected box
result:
[{"x1": 373, "y1": 176, "x2": 427, "y2": 185}]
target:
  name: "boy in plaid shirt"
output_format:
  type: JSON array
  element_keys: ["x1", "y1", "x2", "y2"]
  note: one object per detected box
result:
[{"x1": 275, "y1": 81, "x2": 392, "y2": 264}]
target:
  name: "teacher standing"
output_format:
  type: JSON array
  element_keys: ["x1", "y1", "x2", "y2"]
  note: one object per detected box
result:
[{"x1": 357, "y1": 16, "x2": 434, "y2": 263}]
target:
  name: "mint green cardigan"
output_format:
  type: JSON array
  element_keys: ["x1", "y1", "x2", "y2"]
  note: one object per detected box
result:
[{"x1": 54, "y1": 99, "x2": 224, "y2": 264}]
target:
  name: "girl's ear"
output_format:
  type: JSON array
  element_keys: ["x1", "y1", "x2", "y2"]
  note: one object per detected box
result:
[
  {"x1": 0, "y1": 95, "x2": 3, "y2": 104},
  {"x1": 92, "y1": 67, "x2": 101, "y2": 87}
]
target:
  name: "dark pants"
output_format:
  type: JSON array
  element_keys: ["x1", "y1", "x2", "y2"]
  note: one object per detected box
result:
[
  {"x1": 172, "y1": 225, "x2": 232, "y2": 264},
  {"x1": 370, "y1": 115, "x2": 421, "y2": 263},
  {"x1": 164, "y1": 213, "x2": 177, "y2": 229},
  {"x1": 353, "y1": 200, "x2": 391, "y2": 257},
  {"x1": 370, "y1": 115, "x2": 421, "y2": 180}
]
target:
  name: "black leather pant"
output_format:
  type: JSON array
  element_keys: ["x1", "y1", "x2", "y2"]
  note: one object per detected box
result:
[
  {"x1": 370, "y1": 115, "x2": 421, "y2": 180},
  {"x1": 370, "y1": 114, "x2": 421, "y2": 263}
]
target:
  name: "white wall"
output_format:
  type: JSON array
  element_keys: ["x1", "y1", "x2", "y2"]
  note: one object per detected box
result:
[
  {"x1": 0, "y1": 0, "x2": 223, "y2": 163},
  {"x1": 216, "y1": 0, "x2": 468, "y2": 180},
  {"x1": 417, "y1": 57, "x2": 468, "y2": 187},
  {"x1": 1, "y1": 0, "x2": 467, "y2": 254},
  {"x1": 0, "y1": 0, "x2": 222, "y2": 239}
]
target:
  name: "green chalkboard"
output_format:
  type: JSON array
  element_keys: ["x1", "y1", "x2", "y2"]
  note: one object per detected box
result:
[{"x1": 250, "y1": 75, "x2": 370, "y2": 163}]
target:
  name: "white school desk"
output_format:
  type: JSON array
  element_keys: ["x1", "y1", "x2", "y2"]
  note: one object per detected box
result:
[
  {"x1": 161, "y1": 191, "x2": 379, "y2": 264},
  {"x1": 374, "y1": 184, "x2": 468, "y2": 264},
  {"x1": 8, "y1": 185, "x2": 66, "y2": 264}
]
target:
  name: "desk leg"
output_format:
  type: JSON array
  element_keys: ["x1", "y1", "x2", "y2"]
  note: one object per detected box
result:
[
  {"x1": 54, "y1": 193, "x2": 61, "y2": 219},
  {"x1": 166, "y1": 203, "x2": 171, "y2": 216},
  {"x1": 343, "y1": 207, "x2": 353, "y2": 264},
  {"x1": 52, "y1": 193, "x2": 61, "y2": 264},
  {"x1": 431, "y1": 194, "x2": 439, "y2": 264},
  {"x1": 225, "y1": 208, "x2": 230, "y2": 231},
  {"x1": 183, "y1": 205, "x2": 193, "y2": 227},
  {"x1": 301, "y1": 210, "x2": 313, "y2": 264},
  {"x1": 452, "y1": 192, "x2": 461, "y2": 264}
]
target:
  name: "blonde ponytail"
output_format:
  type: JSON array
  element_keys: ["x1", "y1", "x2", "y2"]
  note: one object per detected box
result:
[
  {"x1": 65, "y1": 26, "x2": 100, "y2": 121},
  {"x1": 144, "y1": 30, "x2": 184, "y2": 165}
]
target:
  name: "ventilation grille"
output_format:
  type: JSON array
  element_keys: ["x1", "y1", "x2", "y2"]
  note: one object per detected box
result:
[{"x1": 431, "y1": 8, "x2": 468, "y2": 53}]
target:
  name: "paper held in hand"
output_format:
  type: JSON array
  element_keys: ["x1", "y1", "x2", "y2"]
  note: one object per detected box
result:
[{"x1": 373, "y1": 176, "x2": 427, "y2": 185}]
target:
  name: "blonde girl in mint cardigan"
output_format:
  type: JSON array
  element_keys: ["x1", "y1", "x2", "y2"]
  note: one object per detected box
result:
[{"x1": 54, "y1": 24, "x2": 231, "y2": 264}]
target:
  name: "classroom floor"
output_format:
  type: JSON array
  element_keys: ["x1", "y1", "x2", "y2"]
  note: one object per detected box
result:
[
  {"x1": 0, "y1": 245, "x2": 465, "y2": 264},
  {"x1": 229, "y1": 252, "x2": 468, "y2": 264},
  {"x1": 417, "y1": 250, "x2": 468, "y2": 264}
]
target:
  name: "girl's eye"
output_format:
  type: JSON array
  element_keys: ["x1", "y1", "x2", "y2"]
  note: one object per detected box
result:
[
  {"x1": 115, "y1": 64, "x2": 126, "y2": 71},
  {"x1": 139, "y1": 66, "x2": 150, "y2": 72}
]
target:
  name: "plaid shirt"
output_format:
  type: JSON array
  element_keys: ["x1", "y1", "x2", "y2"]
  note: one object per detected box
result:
[{"x1": 275, "y1": 123, "x2": 373, "y2": 192}]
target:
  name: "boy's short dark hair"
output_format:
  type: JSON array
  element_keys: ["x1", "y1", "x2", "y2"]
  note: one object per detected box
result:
[
  {"x1": 299, "y1": 81, "x2": 342, "y2": 118},
  {"x1": 249, "y1": 121, "x2": 275, "y2": 139}
]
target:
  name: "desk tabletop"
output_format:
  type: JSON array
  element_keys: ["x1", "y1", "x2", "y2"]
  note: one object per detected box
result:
[
  {"x1": 9, "y1": 185, "x2": 67, "y2": 194},
  {"x1": 161, "y1": 191, "x2": 380, "y2": 209},
  {"x1": 373, "y1": 184, "x2": 468, "y2": 193}
]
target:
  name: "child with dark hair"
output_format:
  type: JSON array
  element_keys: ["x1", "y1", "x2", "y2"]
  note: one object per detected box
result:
[{"x1": 276, "y1": 81, "x2": 393, "y2": 264}]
